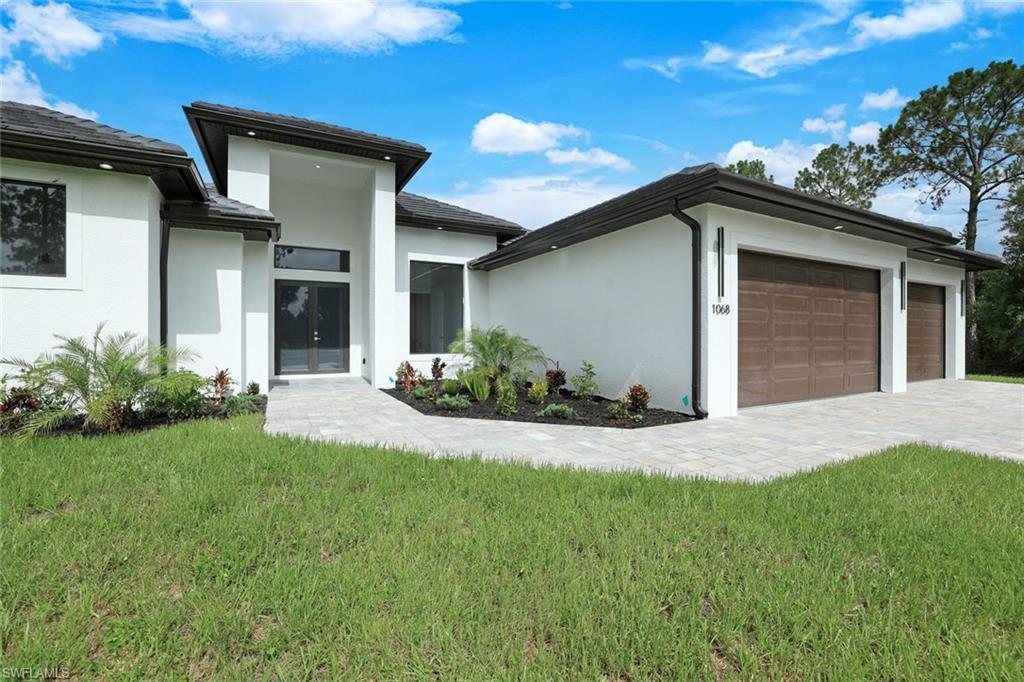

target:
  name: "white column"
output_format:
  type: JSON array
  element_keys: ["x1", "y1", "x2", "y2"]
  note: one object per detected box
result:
[
  {"x1": 242, "y1": 240, "x2": 271, "y2": 391},
  {"x1": 226, "y1": 136, "x2": 270, "y2": 208},
  {"x1": 368, "y1": 164, "x2": 397, "y2": 387},
  {"x1": 702, "y1": 207, "x2": 736, "y2": 418},
  {"x1": 880, "y1": 263, "x2": 907, "y2": 394},
  {"x1": 950, "y1": 281, "x2": 966, "y2": 378}
]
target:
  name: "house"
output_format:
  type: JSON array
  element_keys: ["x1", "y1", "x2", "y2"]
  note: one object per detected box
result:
[{"x1": 1, "y1": 101, "x2": 1002, "y2": 419}]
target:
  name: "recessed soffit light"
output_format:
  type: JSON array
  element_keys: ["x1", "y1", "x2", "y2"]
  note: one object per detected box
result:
[
  {"x1": 315, "y1": 164, "x2": 321, "y2": 169},
  {"x1": 833, "y1": 224, "x2": 844, "y2": 230},
  {"x1": 933, "y1": 258, "x2": 942, "y2": 262},
  {"x1": 246, "y1": 130, "x2": 256, "y2": 137},
  {"x1": 550, "y1": 245, "x2": 558, "y2": 249},
  {"x1": 98, "y1": 163, "x2": 113, "y2": 170},
  {"x1": 383, "y1": 155, "x2": 392, "y2": 161}
]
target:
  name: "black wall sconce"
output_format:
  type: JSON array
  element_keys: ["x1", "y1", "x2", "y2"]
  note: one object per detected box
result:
[{"x1": 717, "y1": 226, "x2": 725, "y2": 299}]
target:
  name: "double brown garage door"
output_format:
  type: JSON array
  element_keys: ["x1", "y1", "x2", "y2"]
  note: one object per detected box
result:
[{"x1": 739, "y1": 251, "x2": 880, "y2": 407}]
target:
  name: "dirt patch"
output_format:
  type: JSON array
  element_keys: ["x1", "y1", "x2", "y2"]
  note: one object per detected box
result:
[{"x1": 383, "y1": 386, "x2": 691, "y2": 429}]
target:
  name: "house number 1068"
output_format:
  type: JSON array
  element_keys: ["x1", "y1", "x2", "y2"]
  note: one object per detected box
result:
[{"x1": 712, "y1": 303, "x2": 731, "y2": 315}]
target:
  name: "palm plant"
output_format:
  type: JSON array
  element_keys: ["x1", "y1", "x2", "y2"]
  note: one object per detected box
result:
[
  {"x1": 448, "y1": 325, "x2": 546, "y2": 385},
  {"x1": 1, "y1": 323, "x2": 194, "y2": 437}
]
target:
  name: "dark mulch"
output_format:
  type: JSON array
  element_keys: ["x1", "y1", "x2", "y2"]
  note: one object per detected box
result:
[
  {"x1": 383, "y1": 386, "x2": 692, "y2": 429},
  {"x1": 1, "y1": 395, "x2": 268, "y2": 439}
]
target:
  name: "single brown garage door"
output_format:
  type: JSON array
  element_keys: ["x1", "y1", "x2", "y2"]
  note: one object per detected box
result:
[
  {"x1": 739, "y1": 251, "x2": 880, "y2": 407},
  {"x1": 907, "y1": 283, "x2": 945, "y2": 381}
]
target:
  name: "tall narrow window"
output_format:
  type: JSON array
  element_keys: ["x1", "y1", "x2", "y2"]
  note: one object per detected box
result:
[
  {"x1": 1, "y1": 180, "x2": 67, "y2": 276},
  {"x1": 409, "y1": 261, "x2": 463, "y2": 354}
]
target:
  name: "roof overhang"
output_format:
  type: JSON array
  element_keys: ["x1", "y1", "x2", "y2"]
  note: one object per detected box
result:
[
  {"x1": 470, "y1": 166, "x2": 970, "y2": 271},
  {"x1": 909, "y1": 244, "x2": 1003, "y2": 271},
  {"x1": 184, "y1": 103, "x2": 430, "y2": 195},
  {"x1": 2, "y1": 129, "x2": 208, "y2": 202},
  {"x1": 397, "y1": 214, "x2": 526, "y2": 242},
  {"x1": 162, "y1": 202, "x2": 281, "y2": 242}
]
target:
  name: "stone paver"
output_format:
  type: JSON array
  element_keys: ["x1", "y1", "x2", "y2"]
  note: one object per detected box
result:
[{"x1": 264, "y1": 378, "x2": 1023, "y2": 481}]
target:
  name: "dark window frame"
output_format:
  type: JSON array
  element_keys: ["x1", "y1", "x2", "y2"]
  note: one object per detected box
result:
[
  {"x1": 409, "y1": 260, "x2": 465, "y2": 355},
  {"x1": 273, "y1": 245, "x2": 350, "y2": 273},
  {"x1": 1, "y1": 178, "x2": 68, "y2": 277}
]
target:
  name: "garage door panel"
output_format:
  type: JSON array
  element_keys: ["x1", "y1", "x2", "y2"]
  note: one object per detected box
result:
[
  {"x1": 739, "y1": 251, "x2": 880, "y2": 407},
  {"x1": 907, "y1": 283, "x2": 945, "y2": 381}
]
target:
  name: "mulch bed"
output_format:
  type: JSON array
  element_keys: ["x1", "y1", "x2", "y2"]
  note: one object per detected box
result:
[
  {"x1": 383, "y1": 386, "x2": 692, "y2": 429},
  {"x1": 1, "y1": 396, "x2": 268, "y2": 439}
]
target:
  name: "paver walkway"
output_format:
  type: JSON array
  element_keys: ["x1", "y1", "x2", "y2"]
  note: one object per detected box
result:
[{"x1": 264, "y1": 378, "x2": 1023, "y2": 481}]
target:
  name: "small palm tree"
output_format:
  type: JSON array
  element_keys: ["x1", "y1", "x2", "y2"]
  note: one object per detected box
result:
[
  {"x1": 1, "y1": 323, "x2": 194, "y2": 437},
  {"x1": 448, "y1": 325, "x2": 546, "y2": 385}
]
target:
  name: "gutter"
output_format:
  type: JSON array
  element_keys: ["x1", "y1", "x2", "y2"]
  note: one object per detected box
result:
[{"x1": 669, "y1": 202, "x2": 709, "y2": 420}]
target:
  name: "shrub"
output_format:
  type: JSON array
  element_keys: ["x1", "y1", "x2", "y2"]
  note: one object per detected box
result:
[
  {"x1": 449, "y1": 326, "x2": 546, "y2": 384},
  {"x1": 435, "y1": 394, "x2": 471, "y2": 411},
  {"x1": 441, "y1": 378, "x2": 461, "y2": 396},
  {"x1": 461, "y1": 369, "x2": 492, "y2": 403},
  {"x1": 496, "y1": 380, "x2": 518, "y2": 416},
  {"x1": 526, "y1": 381, "x2": 548, "y2": 404},
  {"x1": 410, "y1": 384, "x2": 435, "y2": 400},
  {"x1": 431, "y1": 357, "x2": 447, "y2": 381},
  {"x1": 607, "y1": 399, "x2": 630, "y2": 421},
  {"x1": 396, "y1": 361, "x2": 424, "y2": 393},
  {"x1": 246, "y1": 381, "x2": 260, "y2": 396},
  {"x1": 570, "y1": 361, "x2": 598, "y2": 401},
  {"x1": 210, "y1": 368, "x2": 234, "y2": 405},
  {"x1": 630, "y1": 412, "x2": 645, "y2": 424},
  {"x1": 221, "y1": 393, "x2": 264, "y2": 417},
  {"x1": 626, "y1": 384, "x2": 652, "y2": 413},
  {"x1": 0, "y1": 381, "x2": 46, "y2": 434},
  {"x1": 545, "y1": 367, "x2": 566, "y2": 393},
  {"x1": 537, "y1": 403, "x2": 574, "y2": 420},
  {"x1": 0, "y1": 323, "x2": 194, "y2": 436},
  {"x1": 142, "y1": 370, "x2": 208, "y2": 420}
]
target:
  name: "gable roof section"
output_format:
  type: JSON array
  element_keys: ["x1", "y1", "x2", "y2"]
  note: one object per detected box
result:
[
  {"x1": 470, "y1": 164, "x2": 1000, "y2": 271},
  {"x1": 162, "y1": 183, "x2": 281, "y2": 242},
  {"x1": 396, "y1": 192, "x2": 525, "y2": 242},
  {"x1": 1, "y1": 101, "x2": 208, "y2": 201},
  {"x1": 184, "y1": 101, "x2": 430, "y2": 195}
]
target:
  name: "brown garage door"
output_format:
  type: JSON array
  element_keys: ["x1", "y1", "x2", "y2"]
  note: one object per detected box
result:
[
  {"x1": 739, "y1": 251, "x2": 880, "y2": 407},
  {"x1": 907, "y1": 283, "x2": 945, "y2": 382}
]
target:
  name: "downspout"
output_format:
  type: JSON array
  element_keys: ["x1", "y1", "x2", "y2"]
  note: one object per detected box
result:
[
  {"x1": 159, "y1": 214, "x2": 170, "y2": 349},
  {"x1": 670, "y1": 202, "x2": 709, "y2": 419}
]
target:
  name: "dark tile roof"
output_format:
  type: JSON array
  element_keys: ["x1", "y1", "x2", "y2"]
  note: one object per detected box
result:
[
  {"x1": 189, "y1": 101, "x2": 426, "y2": 153},
  {"x1": 396, "y1": 191, "x2": 524, "y2": 238},
  {"x1": 203, "y1": 183, "x2": 276, "y2": 220},
  {"x1": 1, "y1": 100, "x2": 187, "y2": 156}
]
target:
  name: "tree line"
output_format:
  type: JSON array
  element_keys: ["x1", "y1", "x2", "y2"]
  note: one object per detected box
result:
[{"x1": 725, "y1": 60, "x2": 1023, "y2": 375}]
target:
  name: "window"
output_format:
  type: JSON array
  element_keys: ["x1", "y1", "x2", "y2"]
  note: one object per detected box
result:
[
  {"x1": 274, "y1": 245, "x2": 349, "y2": 272},
  {"x1": 410, "y1": 261, "x2": 463, "y2": 354},
  {"x1": 1, "y1": 179, "x2": 67, "y2": 276}
]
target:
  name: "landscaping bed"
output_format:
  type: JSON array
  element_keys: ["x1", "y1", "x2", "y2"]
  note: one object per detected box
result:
[{"x1": 383, "y1": 386, "x2": 691, "y2": 428}]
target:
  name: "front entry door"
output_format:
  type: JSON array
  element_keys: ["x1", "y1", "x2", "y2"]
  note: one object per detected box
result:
[{"x1": 275, "y1": 281, "x2": 349, "y2": 375}]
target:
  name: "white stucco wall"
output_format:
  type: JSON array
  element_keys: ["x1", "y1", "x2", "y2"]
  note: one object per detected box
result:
[
  {"x1": 1, "y1": 159, "x2": 161, "y2": 365},
  {"x1": 487, "y1": 214, "x2": 694, "y2": 411},
  {"x1": 906, "y1": 259, "x2": 967, "y2": 379},
  {"x1": 393, "y1": 226, "x2": 497, "y2": 378},
  {"x1": 167, "y1": 228, "x2": 244, "y2": 381}
]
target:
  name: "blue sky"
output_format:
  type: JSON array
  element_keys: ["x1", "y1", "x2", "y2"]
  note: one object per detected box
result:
[{"x1": 2, "y1": 1, "x2": 1022, "y2": 252}]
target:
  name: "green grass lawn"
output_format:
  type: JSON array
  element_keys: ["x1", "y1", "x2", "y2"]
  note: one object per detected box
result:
[
  {"x1": 4, "y1": 418, "x2": 1023, "y2": 679},
  {"x1": 967, "y1": 373, "x2": 1024, "y2": 384}
]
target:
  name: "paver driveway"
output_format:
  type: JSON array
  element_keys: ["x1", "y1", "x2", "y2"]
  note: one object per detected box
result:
[{"x1": 264, "y1": 378, "x2": 1023, "y2": 481}]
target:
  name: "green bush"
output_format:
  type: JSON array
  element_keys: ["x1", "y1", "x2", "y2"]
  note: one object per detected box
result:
[
  {"x1": 526, "y1": 381, "x2": 548, "y2": 404},
  {"x1": 626, "y1": 384, "x2": 651, "y2": 412},
  {"x1": 221, "y1": 393, "x2": 264, "y2": 417},
  {"x1": 607, "y1": 399, "x2": 629, "y2": 421},
  {"x1": 570, "y1": 361, "x2": 598, "y2": 401},
  {"x1": 142, "y1": 370, "x2": 208, "y2": 420},
  {"x1": 536, "y1": 403, "x2": 574, "y2": 420},
  {"x1": 0, "y1": 323, "x2": 194, "y2": 437},
  {"x1": 449, "y1": 325, "x2": 546, "y2": 384},
  {"x1": 410, "y1": 384, "x2": 435, "y2": 400},
  {"x1": 496, "y1": 381, "x2": 518, "y2": 416},
  {"x1": 435, "y1": 394, "x2": 471, "y2": 411},
  {"x1": 441, "y1": 378, "x2": 461, "y2": 396},
  {"x1": 246, "y1": 381, "x2": 261, "y2": 396},
  {"x1": 461, "y1": 369, "x2": 492, "y2": 403}
]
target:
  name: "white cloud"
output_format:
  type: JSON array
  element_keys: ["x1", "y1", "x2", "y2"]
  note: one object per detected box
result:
[
  {"x1": 735, "y1": 43, "x2": 843, "y2": 78},
  {"x1": 859, "y1": 87, "x2": 910, "y2": 111},
  {"x1": 824, "y1": 103, "x2": 847, "y2": 119},
  {"x1": 544, "y1": 146, "x2": 634, "y2": 171},
  {"x1": 802, "y1": 117, "x2": 848, "y2": 141},
  {"x1": 1, "y1": 60, "x2": 98, "y2": 119},
  {"x1": 107, "y1": 0, "x2": 461, "y2": 56},
  {"x1": 3, "y1": 0, "x2": 104, "y2": 63},
  {"x1": 434, "y1": 175, "x2": 635, "y2": 229},
  {"x1": 701, "y1": 42, "x2": 734, "y2": 65},
  {"x1": 471, "y1": 113, "x2": 583, "y2": 155},
  {"x1": 973, "y1": 0, "x2": 1024, "y2": 15},
  {"x1": 720, "y1": 139, "x2": 825, "y2": 185},
  {"x1": 974, "y1": 26, "x2": 994, "y2": 38},
  {"x1": 849, "y1": 120, "x2": 882, "y2": 144},
  {"x1": 850, "y1": 1, "x2": 966, "y2": 44},
  {"x1": 623, "y1": 56, "x2": 687, "y2": 81}
]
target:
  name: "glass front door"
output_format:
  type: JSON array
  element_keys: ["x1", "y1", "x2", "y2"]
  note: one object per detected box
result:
[{"x1": 275, "y1": 281, "x2": 349, "y2": 374}]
